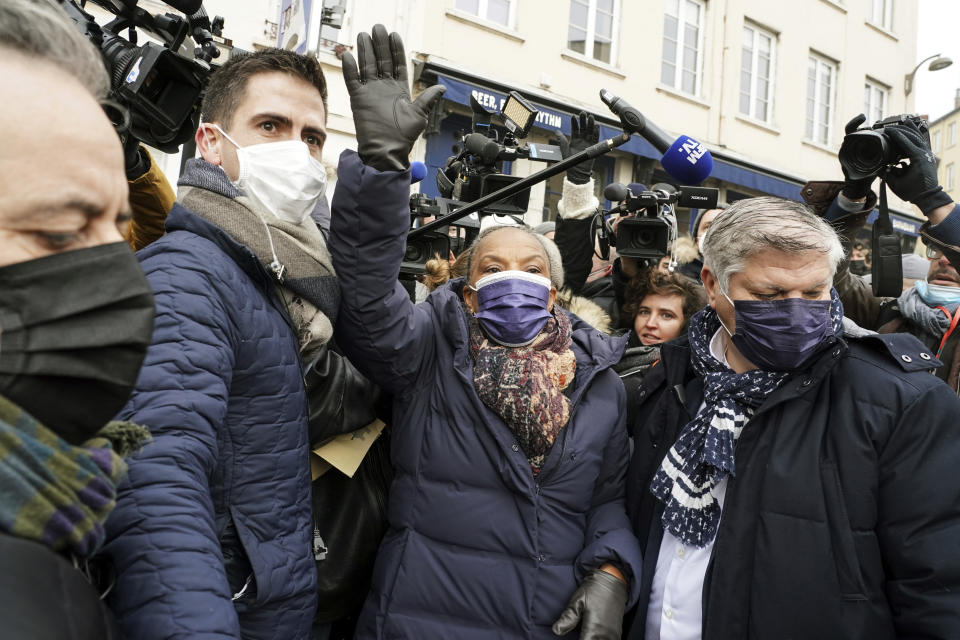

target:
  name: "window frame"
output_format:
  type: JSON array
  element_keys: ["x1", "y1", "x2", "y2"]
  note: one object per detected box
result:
[
  {"x1": 739, "y1": 21, "x2": 777, "y2": 123},
  {"x1": 455, "y1": 0, "x2": 517, "y2": 28},
  {"x1": 566, "y1": 0, "x2": 621, "y2": 66},
  {"x1": 950, "y1": 123, "x2": 957, "y2": 147},
  {"x1": 805, "y1": 53, "x2": 837, "y2": 146},
  {"x1": 948, "y1": 163, "x2": 955, "y2": 191},
  {"x1": 863, "y1": 78, "x2": 888, "y2": 124},
  {"x1": 933, "y1": 130, "x2": 942, "y2": 153},
  {"x1": 661, "y1": 0, "x2": 706, "y2": 96},
  {"x1": 868, "y1": 0, "x2": 894, "y2": 31}
]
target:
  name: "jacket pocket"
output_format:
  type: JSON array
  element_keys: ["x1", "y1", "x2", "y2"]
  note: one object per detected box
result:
[
  {"x1": 820, "y1": 461, "x2": 868, "y2": 601},
  {"x1": 228, "y1": 506, "x2": 274, "y2": 607}
]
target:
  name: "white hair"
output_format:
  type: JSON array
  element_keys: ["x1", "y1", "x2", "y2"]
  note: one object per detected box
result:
[
  {"x1": 0, "y1": 0, "x2": 110, "y2": 100},
  {"x1": 701, "y1": 196, "x2": 844, "y2": 292},
  {"x1": 467, "y1": 225, "x2": 565, "y2": 289}
]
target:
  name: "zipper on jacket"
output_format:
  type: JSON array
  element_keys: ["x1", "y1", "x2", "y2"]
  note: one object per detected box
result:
[{"x1": 312, "y1": 511, "x2": 327, "y2": 561}]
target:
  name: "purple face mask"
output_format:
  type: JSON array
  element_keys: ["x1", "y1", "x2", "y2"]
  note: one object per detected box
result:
[
  {"x1": 470, "y1": 271, "x2": 552, "y2": 347},
  {"x1": 722, "y1": 293, "x2": 833, "y2": 371}
]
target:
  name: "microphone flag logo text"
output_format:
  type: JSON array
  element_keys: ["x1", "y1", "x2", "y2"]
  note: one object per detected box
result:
[{"x1": 681, "y1": 138, "x2": 708, "y2": 165}]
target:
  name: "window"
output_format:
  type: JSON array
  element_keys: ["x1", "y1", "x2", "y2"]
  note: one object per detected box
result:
[
  {"x1": 868, "y1": 0, "x2": 894, "y2": 31},
  {"x1": 950, "y1": 123, "x2": 957, "y2": 147},
  {"x1": 948, "y1": 163, "x2": 955, "y2": 190},
  {"x1": 806, "y1": 54, "x2": 836, "y2": 145},
  {"x1": 568, "y1": 0, "x2": 619, "y2": 64},
  {"x1": 455, "y1": 0, "x2": 514, "y2": 27},
  {"x1": 661, "y1": 0, "x2": 704, "y2": 94},
  {"x1": 739, "y1": 23, "x2": 776, "y2": 122},
  {"x1": 863, "y1": 79, "x2": 887, "y2": 123},
  {"x1": 933, "y1": 130, "x2": 942, "y2": 152}
]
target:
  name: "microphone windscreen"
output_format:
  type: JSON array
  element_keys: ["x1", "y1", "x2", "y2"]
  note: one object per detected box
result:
[
  {"x1": 660, "y1": 135, "x2": 713, "y2": 185},
  {"x1": 410, "y1": 161, "x2": 427, "y2": 184},
  {"x1": 627, "y1": 182, "x2": 648, "y2": 195},
  {"x1": 604, "y1": 182, "x2": 628, "y2": 202}
]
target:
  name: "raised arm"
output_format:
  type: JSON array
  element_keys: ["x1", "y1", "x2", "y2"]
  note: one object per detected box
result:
[{"x1": 327, "y1": 24, "x2": 445, "y2": 395}]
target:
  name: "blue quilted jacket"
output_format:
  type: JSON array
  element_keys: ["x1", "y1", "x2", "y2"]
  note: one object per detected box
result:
[
  {"x1": 330, "y1": 151, "x2": 643, "y2": 640},
  {"x1": 101, "y1": 204, "x2": 316, "y2": 639}
]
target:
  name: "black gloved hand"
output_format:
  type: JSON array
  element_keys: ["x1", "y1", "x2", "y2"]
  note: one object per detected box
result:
[
  {"x1": 341, "y1": 24, "x2": 445, "y2": 172},
  {"x1": 556, "y1": 111, "x2": 599, "y2": 185},
  {"x1": 885, "y1": 118, "x2": 953, "y2": 214},
  {"x1": 839, "y1": 114, "x2": 876, "y2": 200},
  {"x1": 123, "y1": 135, "x2": 149, "y2": 181},
  {"x1": 552, "y1": 569, "x2": 628, "y2": 639}
]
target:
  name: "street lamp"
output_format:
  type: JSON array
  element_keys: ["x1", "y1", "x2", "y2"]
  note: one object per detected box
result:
[{"x1": 904, "y1": 54, "x2": 953, "y2": 96}]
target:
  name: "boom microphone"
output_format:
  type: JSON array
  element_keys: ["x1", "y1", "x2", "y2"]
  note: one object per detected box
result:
[
  {"x1": 599, "y1": 89, "x2": 713, "y2": 185},
  {"x1": 464, "y1": 133, "x2": 501, "y2": 166},
  {"x1": 604, "y1": 182, "x2": 629, "y2": 202}
]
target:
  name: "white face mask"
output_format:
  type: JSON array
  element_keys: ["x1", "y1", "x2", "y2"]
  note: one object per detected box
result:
[{"x1": 208, "y1": 123, "x2": 326, "y2": 225}]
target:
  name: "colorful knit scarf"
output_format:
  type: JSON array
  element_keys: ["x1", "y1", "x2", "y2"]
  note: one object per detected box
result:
[
  {"x1": 650, "y1": 292, "x2": 844, "y2": 547},
  {"x1": 469, "y1": 310, "x2": 577, "y2": 475},
  {"x1": 0, "y1": 395, "x2": 150, "y2": 559}
]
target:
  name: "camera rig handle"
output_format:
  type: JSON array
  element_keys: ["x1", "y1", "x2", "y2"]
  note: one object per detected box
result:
[{"x1": 409, "y1": 132, "x2": 630, "y2": 238}]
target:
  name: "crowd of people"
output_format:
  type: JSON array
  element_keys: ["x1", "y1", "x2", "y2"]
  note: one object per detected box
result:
[{"x1": 3, "y1": 1, "x2": 960, "y2": 639}]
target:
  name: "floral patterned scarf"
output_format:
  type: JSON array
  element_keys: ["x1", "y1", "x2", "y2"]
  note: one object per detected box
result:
[{"x1": 468, "y1": 310, "x2": 577, "y2": 474}]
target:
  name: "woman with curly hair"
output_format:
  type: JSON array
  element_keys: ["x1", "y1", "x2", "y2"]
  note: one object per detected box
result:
[{"x1": 616, "y1": 270, "x2": 707, "y2": 425}]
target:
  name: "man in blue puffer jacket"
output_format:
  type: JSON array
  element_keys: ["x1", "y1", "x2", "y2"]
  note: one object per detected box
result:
[{"x1": 100, "y1": 49, "x2": 340, "y2": 639}]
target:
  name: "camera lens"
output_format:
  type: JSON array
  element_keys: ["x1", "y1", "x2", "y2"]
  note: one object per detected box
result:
[
  {"x1": 839, "y1": 130, "x2": 890, "y2": 181},
  {"x1": 404, "y1": 244, "x2": 423, "y2": 263},
  {"x1": 632, "y1": 231, "x2": 655, "y2": 248}
]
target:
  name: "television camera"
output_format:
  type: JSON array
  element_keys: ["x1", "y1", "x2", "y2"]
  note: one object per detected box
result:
[
  {"x1": 404, "y1": 90, "x2": 562, "y2": 274},
  {"x1": 596, "y1": 182, "x2": 719, "y2": 267},
  {"x1": 57, "y1": 0, "x2": 221, "y2": 163}
]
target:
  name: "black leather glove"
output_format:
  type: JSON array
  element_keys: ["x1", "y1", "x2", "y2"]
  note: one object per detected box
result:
[
  {"x1": 552, "y1": 569, "x2": 628, "y2": 639},
  {"x1": 556, "y1": 111, "x2": 599, "y2": 185},
  {"x1": 839, "y1": 114, "x2": 876, "y2": 200},
  {"x1": 341, "y1": 24, "x2": 445, "y2": 172},
  {"x1": 885, "y1": 118, "x2": 953, "y2": 214}
]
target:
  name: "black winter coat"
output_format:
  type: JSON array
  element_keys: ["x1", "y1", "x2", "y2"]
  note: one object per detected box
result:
[
  {"x1": 624, "y1": 330, "x2": 960, "y2": 640},
  {"x1": 0, "y1": 534, "x2": 120, "y2": 639}
]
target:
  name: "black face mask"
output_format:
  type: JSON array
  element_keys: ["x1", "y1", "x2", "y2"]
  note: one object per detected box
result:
[{"x1": 0, "y1": 242, "x2": 155, "y2": 445}]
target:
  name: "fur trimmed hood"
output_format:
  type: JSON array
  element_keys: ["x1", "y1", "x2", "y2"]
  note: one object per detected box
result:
[
  {"x1": 672, "y1": 235, "x2": 700, "y2": 265},
  {"x1": 556, "y1": 288, "x2": 612, "y2": 334}
]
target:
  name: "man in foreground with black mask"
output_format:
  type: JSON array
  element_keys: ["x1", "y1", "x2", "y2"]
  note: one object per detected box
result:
[
  {"x1": 100, "y1": 49, "x2": 338, "y2": 639},
  {"x1": 0, "y1": 1, "x2": 156, "y2": 637},
  {"x1": 624, "y1": 196, "x2": 960, "y2": 639}
]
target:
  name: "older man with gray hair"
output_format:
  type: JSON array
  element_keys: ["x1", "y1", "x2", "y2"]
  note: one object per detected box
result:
[{"x1": 623, "y1": 196, "x2": 960, "y2": 640}]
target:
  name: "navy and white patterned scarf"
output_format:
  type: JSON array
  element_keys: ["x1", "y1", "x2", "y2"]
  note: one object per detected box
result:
[{"x1": 650, "y1": 290, "x2": 844, "y2": 547}]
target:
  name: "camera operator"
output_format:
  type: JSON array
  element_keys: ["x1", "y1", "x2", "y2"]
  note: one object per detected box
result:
[
  {"x1": 553, "y1": 112, "x2": 637, "y2": 328},
  {"x1": 124, "y1": 144, "x2": 176, "y2": 251},
  {"x1": 99, "y1": 48, "x2": 347, "y2": 640},
  {"x1": 805, "y1": 113, "x2": 960, "y2": 392},
  {"x1": 0, "y1": 1, "x2": 157, "y2": 637},
  {"x1": 329, "y1": 24, "x2": 642, "y2": 640}
]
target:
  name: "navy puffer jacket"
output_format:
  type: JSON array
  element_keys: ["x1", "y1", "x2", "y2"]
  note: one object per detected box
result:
[
  {"x1": 101, "y1": 205, "x2": 316, "y2": 639},
  {"x1": 330, "y1": 151, "x2": 643, "y2": 640}
]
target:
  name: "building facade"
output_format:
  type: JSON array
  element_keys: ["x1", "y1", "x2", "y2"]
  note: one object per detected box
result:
[
  {"x1": 929, "y1": 91, "x2": 960, "y2": 207},
  {"x1": 89, "y1": 0, "x2": 924, "y2": 242}
]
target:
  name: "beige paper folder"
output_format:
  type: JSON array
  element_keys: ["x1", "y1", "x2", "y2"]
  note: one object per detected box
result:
[{"x1": 310, "y1": 419, "x2": 386, "y2": 480}]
